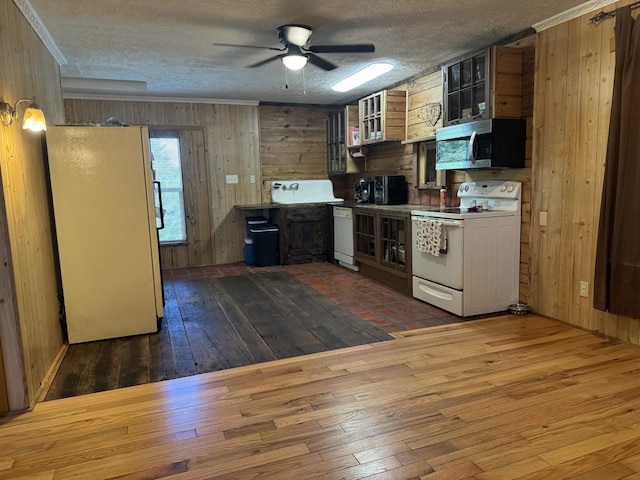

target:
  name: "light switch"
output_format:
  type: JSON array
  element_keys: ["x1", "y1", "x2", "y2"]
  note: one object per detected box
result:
[
  {"x1": 540, "y1": 211, "x2": 548, "y2": 226},
  {"x1": 226, "y1": 174, "x2": 238, "y2": 184}
]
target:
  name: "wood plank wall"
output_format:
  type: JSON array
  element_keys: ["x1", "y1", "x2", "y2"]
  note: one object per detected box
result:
[
  {"x1": 531, "y1": 0, "x2": 639, "y2": 343},
  {"x1": 63, "y1": 100, "x2": 261, "y2": 267},
  {"x1": 406, "y1": 71, "x2": 443, "y2": 141},
  {"x1": 0, "y1": 0, "x2": 65, "y2": 411},
  {"x1": 259, "y1": 105, "x2": 332, "y2": 202}
]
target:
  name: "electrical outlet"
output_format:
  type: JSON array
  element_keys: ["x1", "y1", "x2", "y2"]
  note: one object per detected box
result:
[
  {"x1": 250, "y1": 175, "x2": 256, "y2": 184},
  {"x1": 579, "y1": 281, "x2": 589, "y2": 298},
  {"x1": 226, "y1": 174, "x2": 238, "y2": 184}
]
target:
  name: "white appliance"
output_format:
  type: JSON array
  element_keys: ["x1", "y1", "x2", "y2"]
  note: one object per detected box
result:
[
  {"x1": 333, "y1": 206, "x2": 359, "y2": 271},
  {"x1": 411, "y1": 180, "x2": 521, "y2": 317},
  {"x1": 46, "y1": 126, "x2": 163, "y2": 344}
]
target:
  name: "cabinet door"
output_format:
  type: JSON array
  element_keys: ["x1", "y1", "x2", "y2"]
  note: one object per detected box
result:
[
  {"x1": 326, "y1": 110, "x2": 346, "y2": 174},
  {"x1": 379, "y1": 215, "x2": 408, "y2": 271},
  {"x1": 354, "y1": 212, "x2": 376, "y2": 260},
  {"x1": 444, "y1": 49, "x2": 489, "y2": 125},
  {"x1": 285, "y1": 206, "x2": 327, "y2": 264},
  {"x1": 360, "y1": 91, "x2": 383, "y2": 143}
]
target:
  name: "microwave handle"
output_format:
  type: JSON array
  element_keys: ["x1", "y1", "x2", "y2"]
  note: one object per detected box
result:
[{"x1": 469, "y1": 130, "x2": 477, "y2": 164}]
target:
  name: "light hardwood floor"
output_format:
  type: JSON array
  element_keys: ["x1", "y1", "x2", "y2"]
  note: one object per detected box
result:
[{"x1": 3, "y1": 314, "x2": 640, "y2": 479}]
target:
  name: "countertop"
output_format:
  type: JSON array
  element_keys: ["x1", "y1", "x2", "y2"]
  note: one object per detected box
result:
[
  {"x1": 234, "y1": 202, "x2": 343, "y2": 210},
  {"x1": 235, "y1": 202, "x2": 419, "y2": 214},
  {"x1": 338, "y1": 202, "x2": 417, "y2": 215}
]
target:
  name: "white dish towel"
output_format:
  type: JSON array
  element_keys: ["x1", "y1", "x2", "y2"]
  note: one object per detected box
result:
[{"x1": 416, "y1": 218, "x2": 445, "y2": 257}]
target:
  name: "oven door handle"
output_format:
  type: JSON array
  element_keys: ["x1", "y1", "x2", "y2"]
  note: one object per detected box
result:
[
  {"x1": 442, "y1": 220, "x2": 463, "y2": 228},
  {"x1": 411, "y1": 218, "x2": 464, "y2": 228}
]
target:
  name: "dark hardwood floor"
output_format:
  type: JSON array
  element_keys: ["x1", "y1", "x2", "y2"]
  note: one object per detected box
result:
[{"x1": 44, "y1": 262, "x2": 472, "y2": 401}]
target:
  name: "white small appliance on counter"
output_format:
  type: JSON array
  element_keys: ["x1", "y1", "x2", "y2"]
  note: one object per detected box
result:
[{"x1": 411, "y1": 180, "x2": 522, "y2": 317}]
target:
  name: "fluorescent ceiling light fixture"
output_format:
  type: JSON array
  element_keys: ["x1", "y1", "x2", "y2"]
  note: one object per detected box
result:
[{"x1": 332, "y1": 63, "x2": 393, "y2": 92}]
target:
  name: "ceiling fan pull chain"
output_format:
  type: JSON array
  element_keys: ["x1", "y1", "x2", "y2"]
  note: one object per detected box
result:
[
  {"x1": 284, "y1": 63, "x2": 289, "y2": 89},
  {"x1": 302, "y1": 67, "x2": 306, "y2": 95}
]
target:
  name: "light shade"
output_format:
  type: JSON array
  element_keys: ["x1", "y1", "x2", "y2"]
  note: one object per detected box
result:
[
  {"x1": 282, "y1": 54, "x2": 308, "y2": 71},
  {"x1": 22, "y1": 103, "x2": 47, "y2": 131},
  {"x1": 332, "y1": 63, "x2": 394, "y2": 92},
  {"x1": 0, "y1": 97, "x2": 47, "y2": 132}
]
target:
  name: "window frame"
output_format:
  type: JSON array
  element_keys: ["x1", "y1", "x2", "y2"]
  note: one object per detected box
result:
[{"x1": 149, "y1": 130, "x2": 188, "y2": 245}]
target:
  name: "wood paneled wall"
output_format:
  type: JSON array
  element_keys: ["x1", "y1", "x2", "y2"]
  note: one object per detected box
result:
[
  {"x1": 0, "y1": 0, "x2": 65, "y2": 411},
  {"x1": 63, "y1": 100, "x2": 261, "y2": 267},
  {"x1": 259, "y1": 105, "x2": 332, "y2": 202},
  {"x1": 531, "y1": 1, "x2": 639, "y2": 343},
  {"x1": 406, "y1": 71, "x2": 444, "y2": 141}
]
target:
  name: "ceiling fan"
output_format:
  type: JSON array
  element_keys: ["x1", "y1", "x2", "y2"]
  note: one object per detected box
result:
[{"x1": 214, "y1": 24, "x2": 375, "y2": 71}]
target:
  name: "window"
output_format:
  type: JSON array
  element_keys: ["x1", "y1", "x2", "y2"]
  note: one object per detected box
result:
[
  {"x1": 416, "y1": 139, "x2": 439, "y2": 189},
  {"x1": 149, "y1": 134, "x2": 187, "y2": 243}
]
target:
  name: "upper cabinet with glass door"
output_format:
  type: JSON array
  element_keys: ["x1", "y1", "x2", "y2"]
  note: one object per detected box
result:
[
  {"x1": 326, "y1": 105, "x2": 366, "y2": 175},
  {"x1": 443, "y1": 46, "x2": 523, "y2": 126},
  {"x1": 359, "y1": 89, "x2": 406, "y2": 145}
]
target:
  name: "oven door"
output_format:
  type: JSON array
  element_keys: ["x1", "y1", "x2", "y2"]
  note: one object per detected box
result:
[{"x1": 412, "y1": 217, "x2": 464, "y2": 289}]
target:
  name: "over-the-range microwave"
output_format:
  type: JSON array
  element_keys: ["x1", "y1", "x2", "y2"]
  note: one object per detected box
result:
[{"x1": 435, "y1": 118, "x2": 526, "y2": 170}]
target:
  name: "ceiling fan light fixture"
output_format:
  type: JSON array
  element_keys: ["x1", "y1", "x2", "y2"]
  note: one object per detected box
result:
[
  {"x1": 282, "y1": 54, "x2": 308, "y2": 71},
  {"x1": 332, "y1": 62, "x2": 394, "y2": 92}
]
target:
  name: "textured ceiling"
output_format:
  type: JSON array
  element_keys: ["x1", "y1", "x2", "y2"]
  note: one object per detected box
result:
[{"x1": 28, "y1": 0, "x2": 603, "y2": 105}]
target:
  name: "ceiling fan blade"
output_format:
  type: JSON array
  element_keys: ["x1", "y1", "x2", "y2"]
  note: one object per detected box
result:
[
  {"x1": 213, "y1": 42, "x2": 285, "y2": 52},
  {"x1": 247, "y1": 55, "x2": 282, "y2": 68},
  {"x1": 308, "y1": 44, "x2": 375, "y2": 54},
  {"x1": 307, "y1": 53, "x2": 337, "y2": 71}
]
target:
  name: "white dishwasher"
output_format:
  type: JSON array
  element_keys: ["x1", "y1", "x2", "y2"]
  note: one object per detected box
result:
[{"x1": 333, "y1": 206, "x2": 359, "y2": 271}]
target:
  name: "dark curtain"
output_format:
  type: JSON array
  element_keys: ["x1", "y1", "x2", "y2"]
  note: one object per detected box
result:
[{"x1": 594, "y1": 6, "x2": 640, "y2": 318}]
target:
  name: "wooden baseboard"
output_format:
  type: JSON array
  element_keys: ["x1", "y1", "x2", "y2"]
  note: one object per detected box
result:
[{"x1": 33, "y1": 343, "x2": 68, "y2": 407}]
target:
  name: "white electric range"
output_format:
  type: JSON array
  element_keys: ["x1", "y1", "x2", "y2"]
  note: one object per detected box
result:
[{"x1": 411, "y1": 180, "x2": 522, "y2": 317}]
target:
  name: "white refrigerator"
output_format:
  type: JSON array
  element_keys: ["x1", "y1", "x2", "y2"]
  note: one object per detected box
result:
[{"x1": 46, "y1": 126, "x2": 163, "y2": 344}]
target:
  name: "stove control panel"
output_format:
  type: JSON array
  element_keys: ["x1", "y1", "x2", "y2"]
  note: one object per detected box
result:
[{"x1": 458, "y1": 181, "x2": 521, "y2": 199}]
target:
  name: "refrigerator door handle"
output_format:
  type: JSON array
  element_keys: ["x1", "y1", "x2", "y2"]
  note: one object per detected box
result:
[{"x1": 154, "y1": 181, "x2": 165, "y2": 230}]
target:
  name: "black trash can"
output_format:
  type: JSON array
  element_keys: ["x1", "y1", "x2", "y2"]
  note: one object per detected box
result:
[
  {"x1": 250, "y1": 224, "x2": 279, "y2": 267},
  {"x1": 245, "y1": 215, "x2": 268, "y2": 239}
]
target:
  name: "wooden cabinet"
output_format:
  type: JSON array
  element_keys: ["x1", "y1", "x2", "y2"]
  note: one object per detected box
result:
[
  {"x1": 359, "y1": 90, "x2": 407, "y2": 145},
  {"x1": 354, "y1": 208, "x2": 411, "y2": 294},
  {"x1": 279, "y1": 205, "x2": 328, "y2": 264},
  {"x1": 326, "y1": 109, "x2": 346, "y2": 175},
  {"x1": 326, "y1": 105, "x2": 366, "y2": 175},
  {"x1": 443, "y1": 46, "x2": 523, "y2": 126}
]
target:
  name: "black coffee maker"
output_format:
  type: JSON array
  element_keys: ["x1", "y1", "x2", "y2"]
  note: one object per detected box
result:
[{"x1": 355, "y1": 179, "x2": 375, "y2": 203}]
